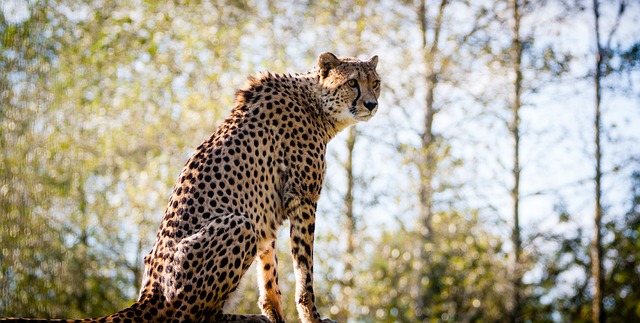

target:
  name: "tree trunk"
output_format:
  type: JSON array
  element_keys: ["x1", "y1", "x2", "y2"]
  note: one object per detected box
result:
[
  {"x1": 416, "y1": 0, "x2": 448, "y2": 319},
  {"x1": 591, "y1": 0, "x2": 605, "y2": 322},
  {"x1": 342, "y1": 125, "x2": 357, "y2": 320},
  {"x1": 339, "y1": 4, "x2": 367, "y2": 318},
  {"x1": 509, "y1": 0, "x2": 523, "y2": 321}
]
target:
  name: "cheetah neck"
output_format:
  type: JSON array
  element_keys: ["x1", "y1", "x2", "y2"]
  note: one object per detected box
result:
[
  {"x1": 271, "y1": 71, "x2": 342, "y2": 141},
  {"x1": 235, "y1": 70, "x2": 349, "y2": 143},
  {"x1": 297, "y1": 71, "x2": 354, "y2": 140}
]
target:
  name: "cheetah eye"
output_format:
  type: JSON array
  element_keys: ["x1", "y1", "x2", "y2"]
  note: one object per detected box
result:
[
  {"x1": 372, "y1": 80, "x2": 381, "y2": 88},
  {"x1": 347, "y1": 79, "x2": 358, "y2": 88}
]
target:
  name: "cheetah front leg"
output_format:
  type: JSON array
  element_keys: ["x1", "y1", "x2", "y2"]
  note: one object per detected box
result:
[
  {"x1": 257, "y1": 240, "x2": 286, "y2": 323},
  {"x1": 288, "y1": 198, "x2": 336, "y2": 323}
]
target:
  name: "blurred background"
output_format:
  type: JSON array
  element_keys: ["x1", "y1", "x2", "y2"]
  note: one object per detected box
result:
[{"x1": 1, "y1": 0, "x2": 639, "y2": 322}]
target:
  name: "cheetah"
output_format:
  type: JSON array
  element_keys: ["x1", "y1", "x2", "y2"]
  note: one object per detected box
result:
[{"x1": 0, "y1": 52, "x2": 380, "y2": 323}]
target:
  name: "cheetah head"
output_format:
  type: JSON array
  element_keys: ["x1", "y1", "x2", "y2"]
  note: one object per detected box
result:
[{"x1": 317, "y1": 52, "x2": 380, "y2": 128}]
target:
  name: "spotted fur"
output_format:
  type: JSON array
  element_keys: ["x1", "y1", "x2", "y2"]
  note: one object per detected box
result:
[{"x1": 0, "y1": 52, "x2": 380, "y2": 323}]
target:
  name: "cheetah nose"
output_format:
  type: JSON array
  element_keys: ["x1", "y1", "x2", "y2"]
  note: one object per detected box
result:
[{"x1": 364, "y1": 101, "x2": 377, "y2": 112}]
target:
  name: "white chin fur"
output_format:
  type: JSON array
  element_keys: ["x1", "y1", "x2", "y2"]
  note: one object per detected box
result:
[
  {"x1": 354, "y1": 109, "x2": 376, "y2": 121},
  {"x1": 335, "y1": 108, "x2": 375, "y2": 123},
  {"x1": 355, "y1": 115, "x2": 373, "y2": 122}
]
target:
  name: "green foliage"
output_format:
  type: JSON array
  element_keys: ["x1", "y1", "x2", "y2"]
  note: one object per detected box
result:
[
  {"x1": 603, "y1": 170, "x2": 640, "y2": 321},
  {"x1": 1, "y1": 0, "x2": 251, "y2": 317}
]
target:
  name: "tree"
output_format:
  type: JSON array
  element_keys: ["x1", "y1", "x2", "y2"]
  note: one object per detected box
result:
[
  {"x1": 590, "y1": 1, "x2": 605, "y2": 320},
  {"x1": 1, "y1": 0, "x2": 253, "y2": 317},
  {"x1": 360, "y1": 210, "x2": 510, "y2": 322},
  {"x1": 0, "y1": 2, "x2": 128, "y2": 317},
  {"x1": 410, "y1": 0, "x2": 453, "y2": 318},
  {"x1": 537, "y1": 169, "x2": 640, "y2": 322},
  {"x1": 507, "y1": 0, "x2": 525, "y2": 320},
  {"x1": 477, "y1": 1, "x2": 576, "y2": 320},
  {"x1": 590, "y1": 0, "x2": 639, "y2": 321},
  {"x1": 603, "y1": 169, "x2": 640, "y2": 321}
]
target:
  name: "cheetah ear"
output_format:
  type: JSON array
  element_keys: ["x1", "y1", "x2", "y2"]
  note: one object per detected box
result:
[
  {"x1": 366, "y1": 55, "x2": 378, "y2": 69},
  {"x1": 318, "y1": 52, "x2": 340, "y2": 78}
]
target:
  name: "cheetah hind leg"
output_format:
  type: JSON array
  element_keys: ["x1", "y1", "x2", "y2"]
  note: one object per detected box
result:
[{"x1": 210, "y1": 313, "x2": 273, "y2": 323}]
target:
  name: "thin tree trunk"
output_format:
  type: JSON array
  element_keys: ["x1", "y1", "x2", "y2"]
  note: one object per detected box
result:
[
  {"x1": 419, "y1": 0, "x2": 437, "y2": 245},
  {"x1": 342, "y1": 126, "x2": 357, "y2": 320},
  {"x1": 416, "y1": 0, "x2": 448, "y2": 319},
  {"x1": 591, "y1": 0, "x2": 605, "y2": 322},
  {"x1": 509, "y1": 0, "x2": 523, "y2": 321},
  {"x1": 339, "y1": 4, "x2": 367, "y2": 318}
]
